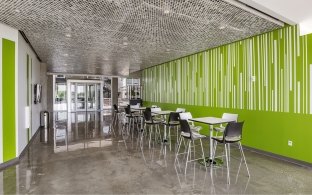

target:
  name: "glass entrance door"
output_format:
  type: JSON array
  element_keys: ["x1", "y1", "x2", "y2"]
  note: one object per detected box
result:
[
  {"x1": 87, "y1": 84, "x2": 96, "y2": 111},
  {"x1": 76, "y1": 84, "x2": 86, "y2": 111},
  {"x1": 67, "y1": 80, "x2": 103, "y2": 112}
]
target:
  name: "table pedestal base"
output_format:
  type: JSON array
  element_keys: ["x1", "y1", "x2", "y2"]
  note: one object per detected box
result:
[{"x1": 198, "y1": 157, "x2": 223, "y2": 167}]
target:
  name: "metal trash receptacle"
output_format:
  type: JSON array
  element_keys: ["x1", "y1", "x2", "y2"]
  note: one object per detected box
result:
[
  {"x1": 40, "y1": 111, "x2": 49, "y2": 128},
  {"x1": 40, "y1": 111, "x2": 49, "y2": 143}
]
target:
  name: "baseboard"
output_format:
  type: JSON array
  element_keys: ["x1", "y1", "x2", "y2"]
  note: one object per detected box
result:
[
  {"x1": 19, "y1": 126, "x2": 41, "y2": 159},
  {"x1": 0, "y1": 157, "x2": 19, "y2": 171},
  {"x1": 243, "y1": 145, "x2": 312, "y2": 168}
]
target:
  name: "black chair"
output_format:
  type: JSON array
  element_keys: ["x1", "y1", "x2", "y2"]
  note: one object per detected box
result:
[
  {"x1": 112, "y1": 104, "x2": 120, "y2": 127},
  {"x1": 124, "y1": 106, "x2": 140, "y2": 138},
  {"x1": 163, "y1": 112, "x2": 180, "y2": 150},
  {"x1": 175, "y1": 120, "x2": 207, "y2": 175},
  {"x1": 211, "y1": 121, "x2": 250, "y2": 184},
  {"x1": 141, "y1": 110, "x2": 162, "y2": 148},
  {"x1": 145, "y1": 107, "x2": 151, "y2": 112}
]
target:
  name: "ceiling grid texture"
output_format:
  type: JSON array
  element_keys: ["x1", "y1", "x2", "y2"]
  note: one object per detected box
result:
[{"x1": 0, "y1": 0, "x2": 282, "y2": 76}]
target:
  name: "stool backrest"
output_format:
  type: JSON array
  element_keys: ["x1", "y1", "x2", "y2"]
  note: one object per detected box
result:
[
  {"x1": 151, "y1": 107, "x2": 161, "y2": 112},
  {"x1": 124, "y1": 107, "x2": 131, "y2": 115},
  {"x1": 179, "y1": 112, "x2": 194, "y2": 126},
  {"x1": 176, "y1": 108, "x2": 186, "y2": 113},
  {"x1": 179, "y1": 112, "x2": 192, "y2": 120},
  {"x1": 113, "y1": 104, "x2": 118, "y2": 112},
  {"x1": 130, "y1": 104, "x2": 140, "y2": 109},
  {"x1": 224, "y1": 121, "x2": 244, "y2": 141},
  {"x1": 222, "y1": 113, "x2": 238, "y2": 121},
  {"x1": 179, "y1": 119, "x2": 192, "y2": 138},
  {"x1": 143, "y1": 110, "x2": 152, "y2": 122},
  {"x1": 168, "y1": 112, "x2": 180, "y2": 122},
  {"x1": 221, "y1": 113, "x2": 238, "y2": 127}
]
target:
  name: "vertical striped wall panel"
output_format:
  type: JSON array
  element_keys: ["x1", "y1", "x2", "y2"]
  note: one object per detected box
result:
[{"x1": 142, "y1": 25, "x2": 312, "y2": 114}]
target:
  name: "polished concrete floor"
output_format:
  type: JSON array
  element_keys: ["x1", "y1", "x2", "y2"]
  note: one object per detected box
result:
[{"x1": 1, "y1": 111, "x2": 312, "y2": 194}]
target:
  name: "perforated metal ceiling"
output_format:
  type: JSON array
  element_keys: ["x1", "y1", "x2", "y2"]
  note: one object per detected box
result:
[{"x1": 0, "y1": 0, "x2": 282, "y2": 76}]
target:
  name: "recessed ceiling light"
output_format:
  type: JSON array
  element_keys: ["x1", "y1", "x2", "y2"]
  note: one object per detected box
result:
[
  {"x1": 65, "y1": 33, "x2": 71, "y2": 38},
  {"x1": 14, "y1": 9, "x2": 20, "y2": 13}
]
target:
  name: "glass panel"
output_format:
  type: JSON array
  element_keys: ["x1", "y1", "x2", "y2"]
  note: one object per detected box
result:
[
  {"x1": 71, "y1": 84, "x2": 76, "y2": 111},
  {"x1": 103, "y1": 78, "x2": 111, "y2": 109},
  {"x1": 54, "y1": 83, "x2": 67, "y2": 111},
  {"x1": 87, "y1": 84, "x2": 95, "y2": 110},
  {"x1": 76, "y1": 84, "x2": 86, "y2": 110},
  {"x1": 96, "y1": 84, "x2": 101, "y2": 110}
]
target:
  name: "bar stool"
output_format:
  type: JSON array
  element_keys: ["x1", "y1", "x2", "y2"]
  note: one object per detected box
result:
[
  {"x1": 141, "y1": 110, "x2": 162, "y2": 149},
  {"x1": 175, "y1": 120, "x2": 207, "y2": 175},
  {"x1": 112, "y1": 104, "x2": 120, "y2": 127},
  {"x1": 162, "y1": 112, "x2": 180, "y2": 151},
  {"x1": 211, "y1": 121, "x2": 250, "y2": 184},
  {"x1": 124, "y1": 106, "x2": 140, "y2": 139},
  {"x1": 213, "y1": 113, "x2": 238, "y2": 160}
]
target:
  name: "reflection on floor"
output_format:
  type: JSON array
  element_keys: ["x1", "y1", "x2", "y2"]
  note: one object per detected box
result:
[{"x1": 0, "y1": 111, "x2": 312, "y2": 194}]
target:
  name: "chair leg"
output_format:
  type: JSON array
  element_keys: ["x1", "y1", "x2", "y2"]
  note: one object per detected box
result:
[
  {"x1": 175, "y1": 126, "x2": 179, "y2": 152},
  {"x1": 168, "y1": 127, "x2": 172, "y2": 151},
  {"x1": 175, "y1": 136, "x2": 182, "y2": 162},
  {"x1": 149, "y1": 125, "x2": 153, "y2": 148},
  {"x1": 224, "y1": 143, "x2": 230, "y2": 184},
  {"x1": 175, "y1": 136, "x2": 183, "y2": 173},
  {"x1": 238, "y1": 142, "x2": 250, "y2": 177},
  {"x1": 211, "y1": 140, "x2": 217, "y2": 165},
  {"x1": 140, "y1": 124, "x2": 146, "y2": 149},
  {"x1": 185, "y1": 140, "x2": 191, "y2": 176},
  {"x1": 200, "y1": 139, "x2": 207, "y2": 171},
  {"x1": 228, "y1": 143, "x2": 231, "y2": 162},
  {"x1": 157, "y1": 124, "x2": 162, "y2": 143}
]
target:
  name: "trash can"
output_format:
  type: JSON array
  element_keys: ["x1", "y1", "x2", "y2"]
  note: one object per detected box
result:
[
  {"x1": 40, "y1": 111, "x2": 49, "y2": 128},
  {"x1": 40, "y1": 111, "x2": 49, "y2": 143}
]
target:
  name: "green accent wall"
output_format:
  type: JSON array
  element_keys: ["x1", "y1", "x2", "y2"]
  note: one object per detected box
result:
[
  {"x1": 142, "y1": 25, "x2": 312, "y2": 163},
  {"x1": 2, "y1": 38, "x2": 16, "y2": 161}
]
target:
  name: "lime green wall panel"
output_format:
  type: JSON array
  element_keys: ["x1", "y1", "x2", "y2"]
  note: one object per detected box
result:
[
  {"x1": 2, "y1": 38, "x2": 16, "y2": 161},
  {"x1": 144, "y1": 101, "x2": 312, "y2": 163},
  {"x1": 142, "y1": 25, "x2": 312, "y2": 163}
]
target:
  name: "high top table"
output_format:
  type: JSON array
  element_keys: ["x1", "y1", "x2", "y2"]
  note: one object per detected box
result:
[
  {"x1": 131, "y1": 107, "x2": 146, "y2": 130},
  {"x1": 189, "y1": 117, "x2": 235, "y2": 164},
  {"x1": 151, "y1": 110, "x2": 174, "y2": 142}
]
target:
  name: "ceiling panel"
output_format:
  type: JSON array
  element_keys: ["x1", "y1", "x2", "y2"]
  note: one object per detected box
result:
[{"x1": 0, "y1": 0, "x2": 283, "y2": 76}]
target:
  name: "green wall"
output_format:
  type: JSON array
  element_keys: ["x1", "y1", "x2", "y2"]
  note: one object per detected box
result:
[
  {"x1": 142, "y1": 25, "x2": 312, "y2": 163},
  {"x1": 2, "y1": 38, "x2": 16, "y2": 161}
]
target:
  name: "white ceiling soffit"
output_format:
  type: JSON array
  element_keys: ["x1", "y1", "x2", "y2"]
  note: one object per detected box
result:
[
  {"x1": 0, "y1": 0, "x2": 283, "y2": 76},
  {"x1": 237, "y1": 0, "x2": 312, "y2": 36}
]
